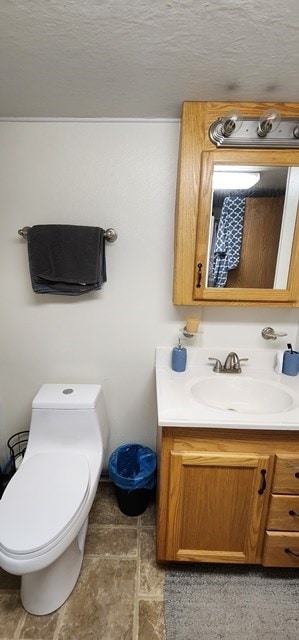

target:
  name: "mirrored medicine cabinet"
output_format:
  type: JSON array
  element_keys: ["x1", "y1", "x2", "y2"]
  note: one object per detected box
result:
[{"x1": 173, "y1": 101, "x2": 299, "y2": 307}]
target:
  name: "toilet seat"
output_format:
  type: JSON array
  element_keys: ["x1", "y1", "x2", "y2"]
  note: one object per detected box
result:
[{"x1": 0, "y1": 452, "x2": 90, "y2": 558}]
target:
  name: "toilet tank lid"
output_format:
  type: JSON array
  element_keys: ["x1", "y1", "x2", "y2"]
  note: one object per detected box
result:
[{"x1": 32, "y1": 384, "x2": 102, "y2": 409}]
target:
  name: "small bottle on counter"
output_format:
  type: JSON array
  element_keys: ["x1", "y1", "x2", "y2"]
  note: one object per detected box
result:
[{"x1": 171, "y1": 339, "x2": 187, "y2": 372}]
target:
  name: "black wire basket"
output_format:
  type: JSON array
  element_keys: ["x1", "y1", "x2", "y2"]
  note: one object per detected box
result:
[{"x1": 7, "y1": 430, "x2": 29, "y2": 474}]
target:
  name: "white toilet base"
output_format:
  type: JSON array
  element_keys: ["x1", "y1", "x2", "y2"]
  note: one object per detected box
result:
[{"x1": 20, "y1": 518, "x2": 88, "y2": 615}]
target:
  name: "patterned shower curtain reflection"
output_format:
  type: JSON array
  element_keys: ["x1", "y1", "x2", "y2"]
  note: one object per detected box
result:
[{"x1": 211, "y1": 196, "x2": 246, "y2": 287}]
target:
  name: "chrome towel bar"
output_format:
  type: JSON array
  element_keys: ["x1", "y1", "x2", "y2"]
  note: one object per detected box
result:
[{"x1": 18, "y1": 226, "x2": 118, "y2": 243}]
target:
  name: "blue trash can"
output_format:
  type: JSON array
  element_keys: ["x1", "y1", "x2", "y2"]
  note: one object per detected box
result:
[{"x1": 109, "y1": 444, "x2": 157, "y2": 516}]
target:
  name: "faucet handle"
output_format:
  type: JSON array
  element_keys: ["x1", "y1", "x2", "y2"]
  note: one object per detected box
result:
[
  {"x1": 208, "y1": 357, "x2": 223, "y2": 373},
  {"x1": 235, "y1": 357, "x2": 249, "y2": 372}
]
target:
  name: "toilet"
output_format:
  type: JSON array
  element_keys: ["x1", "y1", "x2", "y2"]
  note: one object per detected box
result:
[{"x1": 0, "y1": 383, "x2": 109, "y2": 615}]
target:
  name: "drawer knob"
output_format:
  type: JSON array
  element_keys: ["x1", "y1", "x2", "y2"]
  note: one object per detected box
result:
[
  {"x1": 295, "y1": 472, "x2": 299, "y2": 478},
  {"x1": 289, "y1": 510, "x2": 299, "y2": 518},
  {"x1": 285, "y1": 548, "x2": 299, "y2": 558}
]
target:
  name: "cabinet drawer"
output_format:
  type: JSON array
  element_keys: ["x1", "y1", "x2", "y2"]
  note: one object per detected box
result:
[
  {"x1": 267, "y1": 495, "x2": 299, "y2": 531},
  {"x1": 263, "y1": 531, "x2": 299, "y2": 567},
  {"x1": 272, "y1": 455, "x2": 299, "y2": 494}
]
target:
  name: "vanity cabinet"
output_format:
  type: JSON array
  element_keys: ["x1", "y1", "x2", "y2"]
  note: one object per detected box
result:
[
  {"x1": 263, "y1": 455, "x2": 299, "y2": 567},
  {"x1": 173, "y1": 101, "x2": 299, "y2": 307},
  {"x1": 157, "y1": 427, "x2": 299, "y2": 567}
]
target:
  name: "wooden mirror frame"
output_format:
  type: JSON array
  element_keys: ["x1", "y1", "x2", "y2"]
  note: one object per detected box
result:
[{"x1": 173, "y1": 101, "x2": 299, "y2": 307}]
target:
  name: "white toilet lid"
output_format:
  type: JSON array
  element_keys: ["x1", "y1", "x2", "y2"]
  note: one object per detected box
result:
[{"x1": 0, "y1": 452, "x2": 90, "y2": 555}]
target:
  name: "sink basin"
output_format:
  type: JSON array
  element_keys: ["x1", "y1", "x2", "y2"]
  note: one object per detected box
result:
[{"x1": 190, "y1": 376, "x2": 295, "y2": 414}]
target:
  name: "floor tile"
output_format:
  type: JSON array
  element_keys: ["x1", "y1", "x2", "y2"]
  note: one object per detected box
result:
[
  {"x1": 85, "y1": 525, "x2": 137, "y2": 557},
  {"x1": 57, "y1": 557, "x2": 136, "y2": 640},
  {"x1": 0, "y1": 592, "x2": 24, "y2": 640},
  {"x1": 18, "y1": 610, "x2": 60, "y2": 639},
  {"x1": 139, "y1": 528, "x2": 165, "y2": 597},
  {"x1": 89, "y1": 483, "x2": 138, "y2": 526},
  {"x1": 138, "y1": 600, "x2": 166, "y2": 640},
  {"x1": 140, "y1": 497, "x2": 156, "y2": 526}
]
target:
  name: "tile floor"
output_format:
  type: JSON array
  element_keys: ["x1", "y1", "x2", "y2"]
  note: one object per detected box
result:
[{"x1": 0, "y1": 482, "x2": 166, "y2": 640}]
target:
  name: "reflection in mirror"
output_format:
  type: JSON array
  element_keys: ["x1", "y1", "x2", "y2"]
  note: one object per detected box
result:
[{"x1": 207, "y1": 165, "x2": 298, "y2": 289}]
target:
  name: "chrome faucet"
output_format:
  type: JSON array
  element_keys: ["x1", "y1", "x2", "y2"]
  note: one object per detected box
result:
[{"x1": 208, "y1": 352, "x2": 248, "y2": 373}]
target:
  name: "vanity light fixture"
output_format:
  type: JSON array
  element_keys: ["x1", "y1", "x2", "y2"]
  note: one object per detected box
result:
[
  {"x1": 213, "y1": 171, "x2": 260, "y2": 190},
  {"x1": 209, "y1": 109, "x2": 299, "y2": 149}
]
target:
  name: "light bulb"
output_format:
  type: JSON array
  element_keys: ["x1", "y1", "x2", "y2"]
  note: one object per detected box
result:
[
  {"x1": 293, "y1": 125, "x2": 299, "y2": 139},
  {"x1": 257, "y1": 109, "x2": 281, "y2": 138},
  {"x1": 218, "y1": 111, "x2": 243, "y2": 138}
]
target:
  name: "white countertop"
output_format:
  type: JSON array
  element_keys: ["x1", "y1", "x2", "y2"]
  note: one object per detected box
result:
[{"x1": 155, "y1": 347, "x2": 299, "y2": 430}]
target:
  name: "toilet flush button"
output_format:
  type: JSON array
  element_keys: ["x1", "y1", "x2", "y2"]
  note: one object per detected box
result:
[{"x1": 63, "y1": 388, "x2": 74, "y2": 394}]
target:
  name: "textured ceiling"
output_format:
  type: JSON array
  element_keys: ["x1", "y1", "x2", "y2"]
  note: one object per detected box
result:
[{"x1": 0, "y1": 0, "x2": 298, "y2": 118}]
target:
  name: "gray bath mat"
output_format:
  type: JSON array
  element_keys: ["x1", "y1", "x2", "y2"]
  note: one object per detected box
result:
[{"x1": 164, "y1": 564, "x2": 299, "y2": 639}]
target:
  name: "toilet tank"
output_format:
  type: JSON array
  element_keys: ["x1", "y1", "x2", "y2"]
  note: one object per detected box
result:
[
  {"x1": 32, "y1": 384, "x2": 102, "y2": 410},
  {"x1": 26, "y1": 384, "x2": 109, "y2": 457}
]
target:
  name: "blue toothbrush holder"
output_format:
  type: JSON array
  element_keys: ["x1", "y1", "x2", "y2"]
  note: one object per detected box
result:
[{"x1": 282, "y1": 350, "x2": 299, "y2": 376}]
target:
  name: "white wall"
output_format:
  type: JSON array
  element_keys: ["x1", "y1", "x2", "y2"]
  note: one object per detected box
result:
[{"x1": 0, "y1": 120, "x2": 298, "y2": 465}]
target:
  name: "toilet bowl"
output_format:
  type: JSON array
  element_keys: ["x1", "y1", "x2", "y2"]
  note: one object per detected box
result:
[{"x1": 0, "y1": 383, "x2": 109, "y2": 615}]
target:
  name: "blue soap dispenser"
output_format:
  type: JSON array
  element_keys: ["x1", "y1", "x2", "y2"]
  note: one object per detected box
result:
[{"x1": 171, "y1": 339, "x2": 187, "y2": 372}]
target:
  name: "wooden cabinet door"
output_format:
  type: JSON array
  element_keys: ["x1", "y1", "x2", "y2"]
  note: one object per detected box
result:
[
  {"x1": 173, "y1": 101, "x2": 299, "y2": 307},
  {"x1": 165, "y1": 451, "x2": 271, "y2": 564}
]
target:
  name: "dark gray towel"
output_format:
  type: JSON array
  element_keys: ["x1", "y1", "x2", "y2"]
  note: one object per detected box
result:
[{"x1": 27, "y1": 224, "x2": 107, "y2": 295}]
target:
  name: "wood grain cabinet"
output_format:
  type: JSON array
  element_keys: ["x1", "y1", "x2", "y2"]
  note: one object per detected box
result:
[
  {"x1": 173, "y1": 101, "x2": 299, "y2": 307},
  {"x1": 263, "y1": 455, "x2": 299, "y2": 567},
  {"x1": 157, "y1": 427, "x2": 299, "y2": 568}
]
